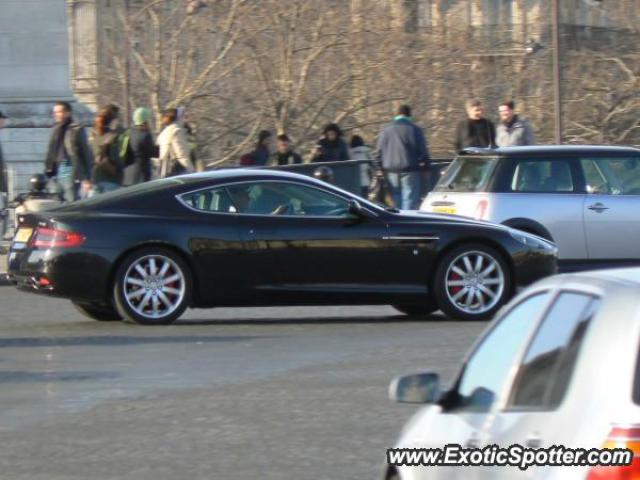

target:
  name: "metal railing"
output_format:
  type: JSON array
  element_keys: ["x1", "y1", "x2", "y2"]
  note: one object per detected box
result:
[{"x1": 208, "y1": 158, "x2": 453, "y2": 198}]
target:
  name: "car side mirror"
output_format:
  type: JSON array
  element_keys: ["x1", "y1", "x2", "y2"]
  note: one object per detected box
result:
[
  {"x1": 347, "y1": 199, "x2": 365, "y2": 218},
  {"x1": 389, "y1": 372, "x2": 441, "y2": 404}
]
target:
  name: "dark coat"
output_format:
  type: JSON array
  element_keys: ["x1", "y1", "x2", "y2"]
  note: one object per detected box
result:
[
  {"x1": 312, "y1": 138, "x2": 350, "y2": 163},
  {"x1": 0, "y1": 141, "x2": 6, "y2": 193},
  {"x1": 377, "y1": 117, "x2": 430, "y2": 172},
  {"x1": 45, "y1": 121, "x2": 93, "y2": 181},
  {"x1": 273, "y1": 151, "x2": 303, "y2": 166},
  {"x1": 127, "y1": 127, "x2": 156, "y2": 183},
  {"x1": 454, "y1": 118, "x2": 496, "y2": 153}
]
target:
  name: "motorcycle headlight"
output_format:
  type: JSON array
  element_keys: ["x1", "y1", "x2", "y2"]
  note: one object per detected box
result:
[{"x1": 509, "y1": 229, "x2": 556, "y2": 251}]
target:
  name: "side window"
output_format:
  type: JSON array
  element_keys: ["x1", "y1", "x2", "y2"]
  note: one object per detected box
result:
[
  {"x1": 226, "y1": 182, "x2": 350, "y2": 217},
  {"x1": 508, "y1": 292, "x2": 600, "y2": 411},
  {"x1": 180, "y1": 187, "x2": 235, "y2": 213},
  {"x1": 511, "y1": 159, "x2": 574, "y2": 192},
  {"x1": 581, "y1": 157, "x2": 640, "y2": 195},
  {"x1": 452, "y1": 292, "x2": 550, "y2": 412}
]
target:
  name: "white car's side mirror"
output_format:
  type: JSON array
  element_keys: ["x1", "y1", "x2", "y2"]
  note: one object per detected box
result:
[{"x1": 389, "y1": 372, "x2": 441, "y2": 404}]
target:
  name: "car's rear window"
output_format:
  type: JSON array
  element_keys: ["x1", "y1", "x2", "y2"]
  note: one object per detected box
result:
[{"x1": 434, "y1": 157, "x2": 498, "y2": 192}]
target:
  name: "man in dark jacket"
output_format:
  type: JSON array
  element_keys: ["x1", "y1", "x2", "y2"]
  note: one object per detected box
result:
[
  {"x1": 454, "y1": 99, "x2": 496, "y2": 153},
  {"x1": 45, "y1": 101, "x2": 93, "y2": 201},
  {"x1": 376, "y1": 105, "x2": 430, "y2": 210},
  {"x1": 272, "y1": 134, "x2": 302, "y2": 166},
  {"x1": 123, "y1": 107, "x2": 156, "y2": 185}
]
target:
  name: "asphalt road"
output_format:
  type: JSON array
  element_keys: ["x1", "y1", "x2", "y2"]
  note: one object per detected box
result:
[{"x1": 0, "y1": 287, "x2": 485, "y2": 480}]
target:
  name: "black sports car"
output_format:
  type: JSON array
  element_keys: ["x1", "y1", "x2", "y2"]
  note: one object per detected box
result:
[{"x1": 6, "y1": 169, "x2": 557, "y2": 324}]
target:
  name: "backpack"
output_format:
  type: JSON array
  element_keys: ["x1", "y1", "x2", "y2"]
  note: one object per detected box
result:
[{"x1": 119, "y1": 131, "x2": 135, "y2": 167}]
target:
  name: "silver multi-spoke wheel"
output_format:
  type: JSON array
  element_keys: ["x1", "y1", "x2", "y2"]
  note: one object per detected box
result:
[
  {"x1": 445, "y1": 250, "x2": 505, "y2": 315},
  {"x1": 123, "y1": 254, "x2": 186, "y2": 320}
]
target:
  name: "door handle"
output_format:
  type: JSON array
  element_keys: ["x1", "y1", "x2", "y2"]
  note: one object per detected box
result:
[{"x1": 588, "y1": 203, "x2": 609, "y2": 212}]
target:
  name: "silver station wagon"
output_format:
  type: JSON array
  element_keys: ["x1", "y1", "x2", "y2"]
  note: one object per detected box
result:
[{"x1": 421, "y1": 146, "x2": 640, "y2": 272}]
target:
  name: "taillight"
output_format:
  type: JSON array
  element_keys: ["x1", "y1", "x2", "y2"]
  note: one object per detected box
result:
[
  {"x1": 587, "y1": 425, "x2": 640, "y2": 479},
  {"x1": 32, "y1": 227, "x2": 85, "y2": 248},
  {"x1": 474, "y1": 199, "x2": 489, "y2": 220}
]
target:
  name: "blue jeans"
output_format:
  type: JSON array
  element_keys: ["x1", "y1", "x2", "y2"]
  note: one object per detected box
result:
[
  {"x1": 53, "y1": 176, "x2": 80, "y2": 202},
  {"x1": 89, "y1": 182, "x2": 120, "y2": 197},
  {"x1": 386, "y1": 171, "x2": 421, "y2": 210}
]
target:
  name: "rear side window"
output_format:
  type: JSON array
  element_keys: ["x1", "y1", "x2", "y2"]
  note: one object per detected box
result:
[
  {"x1": 507, "y1": 292, "x2": 600, "y2": 411},
  {"x1": 434, "y1": 157, "x2": 498, "y2": 192},
  {"x1": 510, "y1": 159, "x2": 574, "y2": 192},
  {"x1": 181, "y1": 187, "x2": 236, "y2": 213}
]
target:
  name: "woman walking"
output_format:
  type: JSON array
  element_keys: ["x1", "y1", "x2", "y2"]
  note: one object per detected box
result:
[
  {"x1": 157, "y1": 108, "x2": 193, "y2": 178},
  {"x1": 89, "y1": 105, "x2": 123, "y2": 196}
]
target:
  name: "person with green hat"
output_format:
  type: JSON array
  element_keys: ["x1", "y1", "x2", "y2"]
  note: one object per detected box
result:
[{"x1": 122, "y1": 107, "x2": 157, "y2": 186}]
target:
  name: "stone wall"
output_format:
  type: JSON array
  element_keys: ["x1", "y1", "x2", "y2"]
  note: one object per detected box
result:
[{"x1": 0, "y1": 0, "x2": 90, "y2": 198}]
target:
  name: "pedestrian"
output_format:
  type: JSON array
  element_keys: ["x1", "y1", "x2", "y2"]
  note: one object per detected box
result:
[
  {"x1": 184, "y1": 122, "x2": 204, "y2": 172},
  {"x1": 272, "y1": 134, "x2": 302, "y2": 166},
  {"x1": 89, "y1": 105, "x2": 123, "y2": 196},
  {"x1": 349, "y1": 135, "x2": 373, "y2": 197},
  {"x1": 0, "y1": 110, "x2": 7, "y2": 198},
  {"x1": 44, "y1": 101, "x2": 93, "y2": 202},
  {"x1": 454, "y1": 99, "x2": 496, "y2": 153},
  {"x1": 311, "y1": 123, "x2": 349, "y2": 163},
  {"x1": 122, "y1": 107, "x2": 156, "y2": 186},
  {"x1": 157, "y1": 108, "x2": 193, "y2": 178},
  {"x1": 496, "y1": 100, "x2": 535, "y2": 147},
  {"x1": 376, "y1": 105, "x2": 430, "y2": 210},
  {"x1": 240, "y1": 130, "x2": 272, "y2": 166}
]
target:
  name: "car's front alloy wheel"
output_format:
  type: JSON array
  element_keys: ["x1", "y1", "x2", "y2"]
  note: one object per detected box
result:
[
  {"x1": 434, "y1": 244, "x2": 510, "y2": 321},
  {"x1": 113, "y1": 247, "x2": 192, "y2": 325}
]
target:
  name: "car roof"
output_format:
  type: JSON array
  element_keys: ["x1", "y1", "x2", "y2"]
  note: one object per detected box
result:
[
  {"x1": 460, "y1": 145, "x2": 640, "y2": 157},
  {"x1": 177, "y1": 167, "x2": 323, "y2": 185}
]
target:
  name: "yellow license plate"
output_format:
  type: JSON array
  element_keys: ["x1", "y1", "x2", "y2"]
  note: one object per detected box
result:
[
  {"x1": 433, "y1": 206, "x2": 457, "y2": 214},
  {"x1": 14, "y1": 228, "x2": 33, "y2": 243}
]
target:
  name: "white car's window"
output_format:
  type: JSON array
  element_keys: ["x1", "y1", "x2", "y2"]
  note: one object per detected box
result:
[
  {"x1": 508, "y1": 292, "x2": 600, "y2": 411},
  {"x1": 511, "y1": 159, "x2": 574, "y2": 192},
  {"x1": 581, "y1": 157, "x2": 640, "y2": 195},
  {"x1": 226, "y1": 182, "x2": 350, "y2": 217},
  {"x1": 181, "y1": 186, "x2": 236, "y2": 213},
  {"x1": 452, "y1": 292, "x2": 550, "y2": 412}
]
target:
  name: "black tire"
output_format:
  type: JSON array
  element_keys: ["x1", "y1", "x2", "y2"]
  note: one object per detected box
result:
[
  {"x1": 392, "y1": 298, "x2": 439, "y2": 316},
  {"x1": 72, "y1": 301, "x2": 122, "y2": 322},
  {"x1": 433, "y1": 243, "x2": 511, "y2": 321},
  {"x1": 113, "y1": 246, "x2": 192, "y2": 325}
]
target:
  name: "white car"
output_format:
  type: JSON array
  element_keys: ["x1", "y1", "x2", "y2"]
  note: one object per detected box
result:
[
  {"x1": 421, "y1": 146, "x2": 640, "y2": 272},
  {"x1": 386, "y1": 268, "x2": 640, "y2": 479}
]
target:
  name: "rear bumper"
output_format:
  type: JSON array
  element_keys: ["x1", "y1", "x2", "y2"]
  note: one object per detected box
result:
[{"x1": 6, "y1": 246, "x2": 116, "y2": 303}]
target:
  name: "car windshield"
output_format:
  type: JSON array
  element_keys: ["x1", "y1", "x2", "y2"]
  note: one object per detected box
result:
[{"x1": 434, "y1": 157, "x2": 498, "y2": 193}]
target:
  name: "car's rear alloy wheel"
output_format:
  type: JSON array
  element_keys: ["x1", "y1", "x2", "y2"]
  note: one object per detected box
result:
[
  {"x1": 434, "y1": 244, "x2": 510, "y2": 321},
  {"x1": 113, "y1": 247, "x2": 192, "y2": 325},
  {"x1": 72, "y1": 301, "x2": 122, "y2": 322}
]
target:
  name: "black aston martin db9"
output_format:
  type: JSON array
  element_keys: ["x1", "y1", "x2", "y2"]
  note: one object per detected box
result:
[{"x1": 7, "y1": 169, "x2": 557, "y2": 324}]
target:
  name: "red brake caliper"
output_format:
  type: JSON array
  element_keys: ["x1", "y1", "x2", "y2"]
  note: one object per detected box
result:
[{"x1": 450, "y1": 272, "x2": 462, "y2": 295}]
